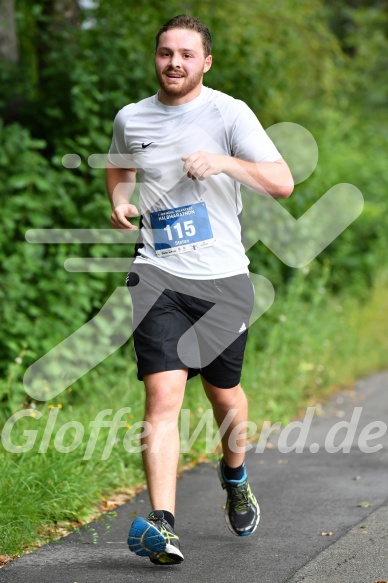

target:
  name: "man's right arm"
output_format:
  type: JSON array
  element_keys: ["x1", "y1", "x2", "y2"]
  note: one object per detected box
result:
[{"x1": 105, "y1": 161, "x2": 139, "y2": 229}]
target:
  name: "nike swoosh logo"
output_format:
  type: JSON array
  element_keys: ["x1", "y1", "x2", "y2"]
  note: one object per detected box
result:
[{"x1": 142, "y1": 142, "x2": 154, "y2": 149}]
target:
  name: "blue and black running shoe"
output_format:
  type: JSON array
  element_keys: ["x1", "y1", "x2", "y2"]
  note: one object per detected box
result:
[
  {"x1": 127, "y1": 510, "x2": 184, "y2": 565},
  {"x1": 218, "y1": 458, "x2": 260, "y2": 536}
]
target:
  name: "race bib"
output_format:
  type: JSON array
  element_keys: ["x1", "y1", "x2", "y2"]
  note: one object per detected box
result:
[{"x1": 150, "y1": 202, "x2": 216, "y2": 257}]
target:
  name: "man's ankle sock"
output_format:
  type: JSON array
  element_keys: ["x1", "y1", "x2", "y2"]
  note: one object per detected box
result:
[
  {"x1": 223, "y1": 459, "x2": 246, "y2": 481},
  {"x1": 160, "y1": 510, "x2": 175, "y2": 528}
]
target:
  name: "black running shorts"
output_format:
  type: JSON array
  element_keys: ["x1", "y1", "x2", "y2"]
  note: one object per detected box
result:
[{"x1": 126, "y1": 264, "x2": 254, "y2": 389}]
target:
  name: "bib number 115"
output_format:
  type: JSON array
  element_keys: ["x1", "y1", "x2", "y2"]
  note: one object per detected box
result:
[{"x1": 164, "y1": 220, "x2": 196, "y2": 241}]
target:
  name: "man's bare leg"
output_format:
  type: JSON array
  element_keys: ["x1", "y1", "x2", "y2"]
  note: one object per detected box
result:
[
  {"x1": 201, "y1": 377, "x2": 260, "y2": 536},
  {"x1": 201, "y1": 377, "x2": 248, "y2": 465},
  {"x1": 141, "y1": 369, "x2": 187, "y2": 514}
]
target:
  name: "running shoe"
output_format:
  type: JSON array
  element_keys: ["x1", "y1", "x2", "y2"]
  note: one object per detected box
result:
[
  {"x1": 127, "y1": 510, "x2": 184, "y2": 565},
  {"x1": 218, "y1": 457, "x2": 260, "y2": 536}
]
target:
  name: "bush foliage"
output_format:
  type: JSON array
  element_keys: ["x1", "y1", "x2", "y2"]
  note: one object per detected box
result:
[{"x1": 0, "y1": 0, "x2": 387, "y2": 401}]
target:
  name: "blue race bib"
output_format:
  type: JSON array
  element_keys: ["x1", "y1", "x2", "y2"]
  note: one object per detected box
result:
[{"x1": 150, "y1": 202, "x2": 216, "y2": 257}]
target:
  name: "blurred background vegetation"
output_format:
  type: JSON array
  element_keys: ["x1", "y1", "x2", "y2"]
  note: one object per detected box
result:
[
  {"x1": 0, "y1": 0, "x2": 387, "y2": 384},
  {"x1": 0, "y1": 0, "x2": 387, "y2": 557}
]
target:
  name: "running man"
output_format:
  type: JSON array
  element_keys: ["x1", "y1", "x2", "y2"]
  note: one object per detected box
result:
[{"x1": 106, "y1": 14, "x2": 293, "y2": 566}]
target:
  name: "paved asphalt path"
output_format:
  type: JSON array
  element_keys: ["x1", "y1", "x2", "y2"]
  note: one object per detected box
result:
[{"x1": 2, "y1": 372, "x2": 388, "y2": 583}]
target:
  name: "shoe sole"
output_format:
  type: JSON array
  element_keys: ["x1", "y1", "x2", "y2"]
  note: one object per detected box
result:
[
  {"x1": 127, "y1": 517, "x2": 184, "y2": 565},
  {"x1": 217, "y1": 462, "x2": 261, "y2": 536}
]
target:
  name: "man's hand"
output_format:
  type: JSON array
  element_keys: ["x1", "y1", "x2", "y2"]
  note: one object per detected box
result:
[
  {"x1": 182, "y1": 152, "x2": 293, "y2": 198},
  {"x1": 181, "y1": 151, "x2": 225, "y2": 181},
  {"x1": 110, "y1": 203, "x2": 139, "y2": 230}
]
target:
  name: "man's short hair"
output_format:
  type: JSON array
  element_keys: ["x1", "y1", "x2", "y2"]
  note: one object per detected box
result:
[{"x1": 156, "y1": 15, "x2": 212, "y2": 57}]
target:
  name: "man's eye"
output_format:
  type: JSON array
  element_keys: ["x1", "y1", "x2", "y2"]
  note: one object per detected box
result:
[{"x1": 184, "y1": 54, "x2": 192, "y2": 58}]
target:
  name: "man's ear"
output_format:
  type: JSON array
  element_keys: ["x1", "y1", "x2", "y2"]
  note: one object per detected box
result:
[{"x1": 203, "y1": 54, "x2": 212, "y2": 73}]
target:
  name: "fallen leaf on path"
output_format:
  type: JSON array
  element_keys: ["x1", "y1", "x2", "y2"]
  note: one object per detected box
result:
[
  {"x1": 357, "y1": 501, "x2": 372, "y2": 508},
  {"x1": 320, "y1": 531, "x2": 333, "y2": 536}
]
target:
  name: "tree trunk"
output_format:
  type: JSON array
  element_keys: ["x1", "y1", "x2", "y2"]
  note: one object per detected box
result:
[
  {"x1": 0, "y1": 0, "x2": 19, "y2": 63},
  {"x1": 52, "y1": 0, "x2": 81, "y2": 30}
]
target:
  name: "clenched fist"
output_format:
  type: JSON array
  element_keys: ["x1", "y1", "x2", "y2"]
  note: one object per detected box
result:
[
  {"x1": 181, "y1": 151, "x2": 225, "y2": 181},
  {"x1": 110, "y1": 203, "x2": 139, "y2": 230}
]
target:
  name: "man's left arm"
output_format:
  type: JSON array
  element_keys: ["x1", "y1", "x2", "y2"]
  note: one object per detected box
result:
[{"x1": 181, "y1": 152, "x2": 294, "y2": 199}]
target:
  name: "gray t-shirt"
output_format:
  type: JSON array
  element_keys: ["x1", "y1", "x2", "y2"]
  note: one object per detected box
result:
[{"x1": 108, "y1": 86, "x2": 281, "y2": 279}]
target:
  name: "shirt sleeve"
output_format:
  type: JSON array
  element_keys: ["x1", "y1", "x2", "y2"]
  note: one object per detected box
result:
[
  {"x1": 229, "y1": 100, "x2": 281, "y2": 163},
  {"x1": 107, "y1": 105, "x2": 136, "y2": 168}
]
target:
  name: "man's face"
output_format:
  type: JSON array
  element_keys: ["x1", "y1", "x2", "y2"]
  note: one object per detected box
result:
[{"x1": 155, "y1": 28, "x2": 212, "y2": 105}]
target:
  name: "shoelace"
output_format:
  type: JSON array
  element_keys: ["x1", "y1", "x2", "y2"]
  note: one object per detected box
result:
[
  {"x1": 148, "y1": 515, "x2": 179, "y2": 543},
  {"x1": 227, "y1": 482, "x2": 249, "y2": 512},
  {"x1": 148, "y1": 512, "x2": 160, "y2": 521}
]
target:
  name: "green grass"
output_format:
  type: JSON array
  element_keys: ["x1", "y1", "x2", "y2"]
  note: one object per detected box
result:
[
  {"x1": 1, "y1": 267, "x2": 388, "y2": 558},
  {"x1": 243, "y1": 268, "x2": 388, "y2": 425}
]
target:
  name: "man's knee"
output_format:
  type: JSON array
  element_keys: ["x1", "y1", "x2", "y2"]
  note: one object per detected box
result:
[
  {"x1": 144, "y1": 371, "x2": 187, "y2": 418},
  {"x1": 204, "y1": 381, "x2": 246, "y2": 410}
]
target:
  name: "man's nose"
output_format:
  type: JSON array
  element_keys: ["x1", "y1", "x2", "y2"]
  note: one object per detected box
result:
[{"x1": 169, "y1": 54, "x2": 182, "y2": 68}]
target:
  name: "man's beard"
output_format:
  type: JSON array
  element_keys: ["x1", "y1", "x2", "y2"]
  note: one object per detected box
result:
[{"x1": 156, "y1": 68, "x2": 203, "y2": 99}]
